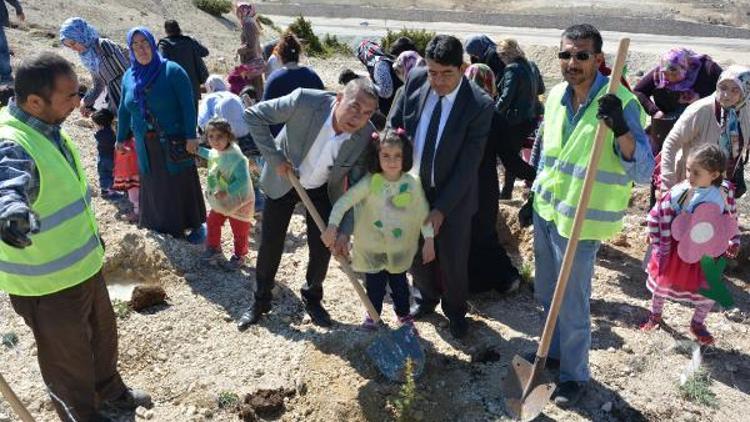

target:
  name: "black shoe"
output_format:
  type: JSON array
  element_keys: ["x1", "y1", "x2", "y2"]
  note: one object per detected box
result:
[
  {"x1": 448, "y1": 317, "x2": 469, "y2": 339},
  {"x1": 553, "y1": 381, "x2": 586, "y2": 408},
  {"x1": 409, "y1": 303, "x2": 436, "y2": 320},
  {"x1": 518, "y1": 193, "x2": 534, "y2": 228},
  {"x1": 237, "y1": 302, "x2": 271, "y2": 331},
  {"x1": 523, "y1": 352, "x2": 560, "y2": 370},
  {"x1": 104, "y1": 388, "x2": 152, "y2": 411},
  {"x1": 304, "y1": 301, "x2": 332, "y2": 327}
]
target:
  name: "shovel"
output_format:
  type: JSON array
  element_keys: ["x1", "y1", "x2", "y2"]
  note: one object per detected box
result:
[
  {"x1": 502, "y1": 38, "x2": 631, "y2": 421},
  {"x1": 286, "y1": 172, "x2": 425, "y2": 382},
  {"x1": 0, "y1": 372, "x2": 35, "y2": 421}
]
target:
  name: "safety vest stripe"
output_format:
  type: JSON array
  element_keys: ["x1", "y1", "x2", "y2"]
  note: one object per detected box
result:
[
  {"x1": 534, "y1": 184, "x2": 625, "y2": 223},
  {"x1": 541, "y1": 155, "x2": 631, "y2": 186},
  {"x1": 0, "y1": 234, "x2": 100, "y2": 276},
  {"x1": 38, "y1": 198, "x2": 87, "y2": 233}
]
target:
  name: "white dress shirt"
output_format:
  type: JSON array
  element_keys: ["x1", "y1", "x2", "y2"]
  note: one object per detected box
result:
[
  {"x1": 410, "y1": 79, "x2": 463, "y2": 186},
  {"x1": 297, "y1": 106, "x2": 351, "y2": 189}
]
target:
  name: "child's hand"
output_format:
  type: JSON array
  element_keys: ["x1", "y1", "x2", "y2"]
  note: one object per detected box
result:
[
  {"x1": 422, "y1": 238, "x2": 436, "y2": 264},
  {"x1": 321, "y1": 225, "x2": 338, "y2": 249}
]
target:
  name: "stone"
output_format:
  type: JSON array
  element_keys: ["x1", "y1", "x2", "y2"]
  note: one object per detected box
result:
[
  {"x1": 623, "y1": 344, "x2": 633, "y2": 353},
  {"x1": 295, "y1": 377, "x2": 307, "y2": 396},
  {"x1": 607, "y1": 347, "x2": 616, "y2": 353},
  {"x1": 145, "y1": 411, "x2": 154, "y2": 420},
  {"x1": 136, "y1": 406, "x2": 148, "y2": 418},
  {"x1": 0, "y1": 413, "x2": 10, "y2": 422},
  {"x1": 601, "y1": 401, "x2": 613, "y2": 412}
]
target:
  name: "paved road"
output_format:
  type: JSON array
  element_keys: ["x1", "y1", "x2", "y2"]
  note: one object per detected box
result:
[
  {"x1": 266, "y1": 14, "x2": 750, "y2": 64},
  {"x1": 259, "y1": 2, "x2": 750, "y2": 39}
]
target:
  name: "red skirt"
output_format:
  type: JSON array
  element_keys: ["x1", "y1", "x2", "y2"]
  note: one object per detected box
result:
[
  {"x1": 113, "y1": 138, "x2": 140, "y2": 191},
  {"x1": 646, "y1": 242, "x2": 712, "y2": 304}
]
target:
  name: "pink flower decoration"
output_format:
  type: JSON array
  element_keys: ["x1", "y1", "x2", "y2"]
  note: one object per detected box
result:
[{"x1": 672, "y1": 203, "x2": 738, "y2": 264}]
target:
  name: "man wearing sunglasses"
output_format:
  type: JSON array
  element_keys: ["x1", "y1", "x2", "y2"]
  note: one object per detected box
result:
[{"x1": 530, "y1": 24, "x2": 654, "y2": 407}]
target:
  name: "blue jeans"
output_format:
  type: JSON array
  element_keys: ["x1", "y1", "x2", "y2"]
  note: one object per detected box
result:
[
  {"x1": 533, "y1": 211, "x2": 601, "y2": 383},
  {"x1": 251, "y1": 155, "x2": 265, "y2": 213},
  {"x1": 365, "y1": 271, "x2": 410, "y2": 317},
  {"x1": 97, "y1": 156, "x2": 114, "y2": 191},
  {"x1": 0, "y1": 26, "x2": 12, "y2": 83}
]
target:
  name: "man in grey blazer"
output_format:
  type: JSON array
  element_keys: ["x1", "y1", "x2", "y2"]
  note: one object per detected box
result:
[
  {"x1": 238, "y1": 79, "x2": 378, "y2": 329},
  {"x1": 389, "y1": 35, "x2": 494, "y2": 339}
]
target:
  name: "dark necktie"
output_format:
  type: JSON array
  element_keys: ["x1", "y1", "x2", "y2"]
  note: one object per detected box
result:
[{"x1": 420, "y1": 95, "x2": 444, "y2": 185}]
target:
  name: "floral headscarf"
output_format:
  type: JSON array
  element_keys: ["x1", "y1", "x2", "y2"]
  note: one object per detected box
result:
[
  {"x1": 656, "y1": 47, "x2": 705, "y2": 92},
  {"x1": 126, "y1": 27, "x2": 167, "y2": 119},
  {"x1": 716, "y1": 65, "x2": 750, "y2": 161},
  {"x1": 59, "y1": 17, "x2": 101, "y2": 72},
  {"x1": 357, "y1": 39, "x2": 386, "y2": 69},
  {"x1": 393, "y1": 51, "x2": 423, "y2": 82},
  {"x1": 464, "y1": 35, "x2": 496, "y2": 62},
  {"x1": 465, "y1": 63, "x2": 497, "y2": 98}
]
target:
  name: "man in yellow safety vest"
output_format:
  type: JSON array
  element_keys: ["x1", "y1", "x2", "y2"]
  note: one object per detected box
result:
[
  {"x1": 0, "y1": 52, "x2": 151, "y2": 422},
  {"x1": 530, "y1": 24, "x2": 654, "y2": 407}
]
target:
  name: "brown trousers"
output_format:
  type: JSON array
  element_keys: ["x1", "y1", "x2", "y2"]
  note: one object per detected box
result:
[{"x1": 10, "y1": 271, "x2": 127, "y2": 422}]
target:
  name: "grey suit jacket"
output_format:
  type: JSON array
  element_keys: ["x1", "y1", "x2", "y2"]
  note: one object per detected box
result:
[
  {"x1": 389, "y1": 67, "x2": 494, "y2": 220},
  {"x1": 245, "y1": 88, "x2": 375, "y2": 234}
]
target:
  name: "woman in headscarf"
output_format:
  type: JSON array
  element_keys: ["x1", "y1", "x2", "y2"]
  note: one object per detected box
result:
[
  {"x1": 60, "y1": 17, "x2": 129, "y2": 115},
  {"x1": 464, "y1": 34, "x2": 504, "y2": 84},
  {"x1": 387, "y1": 50, "x2": 424, "y2": 121},
  {"x1": 234, "y1": 2, "x2": 265, "y2": 98},
  {"x1": 117, "y1": 27, "x2": 207, "y2": 242},
  {"x1": 494, "y1": 38, "x2": 540, "y2": 200},
  {"x1": 660, "y1": 65, "x2": 750, "y2": 198},
  {"x1": 356, "y1": 39, "x2": 402, "y2": 115},
  {"x1": 464, "y1": 63, "x2": 522, "y2": 294},
  {"x1": 636, "y1": 48, "x2": 722, "y2": 120}
]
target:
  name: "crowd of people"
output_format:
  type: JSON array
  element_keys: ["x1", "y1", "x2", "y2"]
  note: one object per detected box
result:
[{"x1": 0, "y1": 1, "x2": 747, "y2": 419}]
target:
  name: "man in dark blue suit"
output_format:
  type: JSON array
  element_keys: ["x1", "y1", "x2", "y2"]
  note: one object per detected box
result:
[{"x1": 389, "y1": 35, "x2": 494, "y2": 339}]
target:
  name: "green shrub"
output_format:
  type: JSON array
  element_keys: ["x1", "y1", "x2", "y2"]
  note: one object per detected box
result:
[
  {"x1": 193, "y1": 0, "x2": 232, "y2": 17},
  {"x1": 380, "y1": 28, "x2": 436, "y2": 56},
  {"x1": 257, "y1": 14, "x2": 282, "y2": 33},
  {"x1": 678, "y1": 369, "x2": 718, "y2": 408},
  {"x1": 288, "y1": 15, "x2": 325, "y2": 57},
  {"x1": 217, "y1": 391, "x2": 240, "y2": 409},
  {"x1": 287, "y1": 15, "x2": 351, "y2": 58},
  {"x1": 323, "y1": 33, "x2": 352, "y2": 56}
]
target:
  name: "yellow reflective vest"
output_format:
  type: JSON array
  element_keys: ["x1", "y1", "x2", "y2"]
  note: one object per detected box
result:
[
  {"x1": 0, "y1": 108, "x2": 104, "y2": 296},
  {"x1": 533, "y1": 82, "x2": 639, "y2": 241}
]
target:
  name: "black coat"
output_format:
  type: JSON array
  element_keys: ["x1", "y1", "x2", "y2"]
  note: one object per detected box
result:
[{"x1": 158, "y1": 35, "x2": 210, "y2": 102}]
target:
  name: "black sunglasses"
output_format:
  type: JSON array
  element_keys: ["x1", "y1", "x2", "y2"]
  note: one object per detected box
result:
[{"x1": 558, "y1": 51, "x2": 595, "y2": 61}]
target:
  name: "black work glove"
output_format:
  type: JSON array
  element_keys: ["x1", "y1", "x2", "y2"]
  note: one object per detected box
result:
[
  {"x1": 597, "y1": 94, "x2": 629, "y2": 138},
  {"x1": 518, "y1": 192, "x2": 534, "y2": 228},
  {"x1": 0, "y1": 211, "x2": 40, "y2": 249}
]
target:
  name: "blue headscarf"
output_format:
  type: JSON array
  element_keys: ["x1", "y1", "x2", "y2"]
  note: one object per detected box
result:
[
  {"x1": 60, "y1": 17, "x2": 101, "y2": 72},
  {"x1": 464, "y1": 35, "x2": 496, "y2": 61},
  {"x1": 126, "y1": 27, "x2": 167, "y2": 119}
]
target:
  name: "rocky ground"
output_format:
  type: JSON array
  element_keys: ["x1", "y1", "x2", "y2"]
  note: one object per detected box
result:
[{"x1": 1, "y1": 2, "x2": 750, "y2": 421}]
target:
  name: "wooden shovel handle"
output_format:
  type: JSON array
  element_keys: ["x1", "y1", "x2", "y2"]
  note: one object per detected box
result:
[
  {"x1": 0, "y1": 372, "x2": 35, "y2": 422},
  {"x1": 286, "y1": 172, "x2": 383, "y2": 323},
  {"x1": 536, "y1": 39, "x2": 631, "y2": 359}
]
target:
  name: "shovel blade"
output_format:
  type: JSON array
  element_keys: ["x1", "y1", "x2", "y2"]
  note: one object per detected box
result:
[
  {"x1": 502, "y1": 355, "x2": 556, "y2": 421},
  {"x1": 366, "y1": 325, "x2": 425, "y2": 382}
]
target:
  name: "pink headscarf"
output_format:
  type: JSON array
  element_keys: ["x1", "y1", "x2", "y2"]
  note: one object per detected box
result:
[{"x1": 656, "y1": 47, "x2": 706, "y2": 92}]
